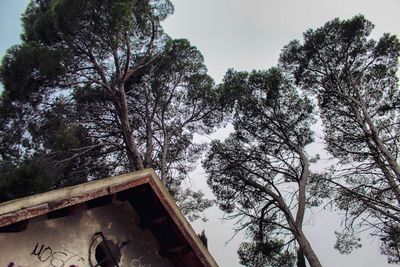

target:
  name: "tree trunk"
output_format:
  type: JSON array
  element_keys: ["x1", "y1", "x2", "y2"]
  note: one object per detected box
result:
[
  {"x1": 297, "y1": 247, "x2": 307, "y2": 267},
  {"x1": 123, "y1": 124, "x2": 144, "y2": 171},
  {"x1": 296, "y1": 231, "x2": 323, "y2": 267},
  {"x1": 117, "y1": 84, "x2": 144, "y2": 171},
  {"x1": 143, "y1": 98, "x2": 154, "y2": 168},
  {"x1": 279, "y1": 195, "x2": 322, "y2": 267},
  {"x1": 160, "y1": 133, "x2": 170, "y2": 183},
  {"x1": 355, "y1": 87, "x2": 400, "y2": 183},
  {"x1": 295, "y1": 148, "x2": 309, "y2": 229},
  {"x1": 366, "y1": 139, "x2": 400, "y2": 205},
  {"x1": 348, "y1": 91, "x2": 400, "y2": 204},
  {"x1": 294, "y1": 153, "x2": 322, "y2": 267}
]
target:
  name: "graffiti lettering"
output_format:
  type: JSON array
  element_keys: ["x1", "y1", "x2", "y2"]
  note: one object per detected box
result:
[
  {"x1": 8, "y1": 263, "x2": 76, "y2": 267},
  {"x1": 51, "y1": 251, "x2": 67, "y2": 267},
  {"x1": 31, "y1": 242, "x2": 85, "y2": 267},
  {"x1": 41, "y1": 247, "x2": 52, "y2": 262},
  {"x1": 31, "y1": 243, "x2": 45, "y2": 258},
  {"x1": 7, "y1": 263, "x2": 26, "y2": 267}
]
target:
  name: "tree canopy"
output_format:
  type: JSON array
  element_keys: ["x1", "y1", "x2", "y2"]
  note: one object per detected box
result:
[
  {"x1": 280, "y1": 15, "x2": 400, "y2": 263},
  {"x1": 2, "y1": 3, "x2": 400, "y2": 265},
  {"x1": 0, "y1": 0, "x2": 220, "y2": 220},
  {"x1": 204, "y1": 68, "x2": 322, "y2": 267}
]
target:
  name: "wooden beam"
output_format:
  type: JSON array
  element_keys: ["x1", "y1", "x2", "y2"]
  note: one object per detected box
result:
[
  {"x1": 47, "y1": 205, "x2": 76, "y2": 219},
  {"x1": 86, "y1": 195, "x2": 113, "y2": 209},
  {"x1": 139, "y1": 215, "x2": 168, "y2": 229},
  {"x1": 0, "y1": 219, "x2": 29, "y2": 233},
  {"x1": 159, "y1": 244, "x2": 189, "y2": 256}
]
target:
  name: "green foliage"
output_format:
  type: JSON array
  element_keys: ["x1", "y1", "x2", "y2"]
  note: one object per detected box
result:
[
  {"x1": 280, "y1": 14, "x2": 400, "y2": 162},
  {"x1": 204, "y1": 68, "x2": 321, "y2": 266},
  {"x1": 306, "y1": 172, "x2": 333, "y2": 207},
  {"x1": 0, "y1": 156, "x2": 59, "y2": 202},
  {"x1": 238, "y1": 240, "x2": 295, "y2": 267},
  {"x1": 22, "y1": 0, "x2": 172, "y2": 44},
  {"x1": 334, "y1": 231, "x2": 362, "y2": 254},
  {"x1": 0, "y1": 43, "x2": 64, "y2": 102},
  {"x1": 53, "y1": 124, "x2": 81, "y2": 151},
  {"x1": 237, "y1": 215, "x2": 296, "y2": 267},
  {"x1": 280, "y1": 15, "x2": 400, "y2": 262},
  {"x1": 380, "y1": 223, "x2": 400, "y2": 263},
  {"x1": 171, "y1": 188, "x2": 214, "y2": 222},
  {"x1": 0, "y1": 0, "x2": 215, "y2": 222}
]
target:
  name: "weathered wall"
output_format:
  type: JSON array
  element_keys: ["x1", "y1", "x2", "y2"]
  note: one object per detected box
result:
[{"x1": 0, "y1": 200, "x2": 174, "y2": 267}]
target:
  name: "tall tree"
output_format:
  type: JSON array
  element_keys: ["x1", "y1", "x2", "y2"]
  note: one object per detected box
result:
[
  {"x1": 204, "y1": 68, "x2": 322, "y2": 267},
  {"x1": 279, "y1": 15, "x2": 400, "y2": 262},
  {"x1": 0, "y1": 0, "x2": 218, "y2": 219}
]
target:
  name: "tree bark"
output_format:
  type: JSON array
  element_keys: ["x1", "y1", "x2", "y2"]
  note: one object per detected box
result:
[
  {"x1": 366, "y1": 139, "x2": 400, "y2": 205},
  {"x1": 352, "y1": 82, "x2": 400, "y2": 184},
  {"x1": 295, "y1": 148, "x2": 309, "y2": 229},
  {"x1": 297, "y1": 247, "x2": 307, "y2": 267},
  {"x1": 346, "y1": 86, "x2": 400, "y2": 204},
  {"x1": 160, "y1": 132, "x2": 170, "y2": 183},
  {"x1": 117, "y1": 84, "x2": 144, "y2": 171},
  {"x1": 295, "y1": 151, "x2": 322, "y2": 267},
  {"x1": 296, "y1": 230, "x2": 323, "y2": 267},
  {"x1": 143, "y1": 94, "x2": 154, "y2": 168},
  {"x1": 282, "y1": 207, "x2": 322, "y2": 267},
  {"x1": 278, "y1": 192, "x2": 322, "y2": 267}
]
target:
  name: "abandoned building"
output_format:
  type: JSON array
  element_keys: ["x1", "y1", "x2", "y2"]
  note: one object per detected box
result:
[{"x1": 0, "y1": 169, "x2": 218, "y2": 267}]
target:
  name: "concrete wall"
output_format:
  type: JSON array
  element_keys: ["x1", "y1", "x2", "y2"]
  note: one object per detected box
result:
[{"x1": 0, "y1": 200, "x2": 174, "y2": 267}]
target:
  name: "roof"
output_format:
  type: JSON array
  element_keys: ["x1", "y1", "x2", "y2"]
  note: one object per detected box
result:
[{"x1": 0, "y1": 168, "x2": 218, "y2": 267}]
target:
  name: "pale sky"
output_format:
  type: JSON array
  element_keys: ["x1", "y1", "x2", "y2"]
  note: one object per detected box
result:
[
  {"x1": 1, "y1": 1, "x2": 400, "y2": 266},
  {"x1": 162, "y1": 1, "x2": 400, "y2": 267}
]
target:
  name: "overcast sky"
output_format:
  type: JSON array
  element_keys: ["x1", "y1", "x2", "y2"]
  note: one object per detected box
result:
[
  {"x1": 162, "y1": 1, "x2": 400, "y2": 267},
  {"x1": 1, "y1": 1, "x2": 400, "y2": 266}
]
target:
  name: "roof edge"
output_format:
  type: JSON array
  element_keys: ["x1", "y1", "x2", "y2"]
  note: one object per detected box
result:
[
  {"x1": 0, "y1": 169, "x2": 152, "y2": 217},
  {"x1": 148, "y1": 173, "x2": 219, "y2": 267},
  {"x1": 0, "y1": 169, "x2": 219, "y2": 267}
]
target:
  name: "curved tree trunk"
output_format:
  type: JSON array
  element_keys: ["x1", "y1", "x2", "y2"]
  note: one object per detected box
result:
[
  {"x1": 118, "y1": 84, "x2": 144, "y2": 171},
  {"x1": 354, "y1": 85, "x2": 400, "y2": 184},
  {"x1": 297, "y1": 247, "x2": 306, "y2": 267},
  {"x1": 296, "y1": 230, "x2": 323, "y2": 267}
]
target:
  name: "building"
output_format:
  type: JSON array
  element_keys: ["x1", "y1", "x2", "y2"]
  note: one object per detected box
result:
[{"x1": 0, "y1": 169, "x2": 218, "y2": 267}]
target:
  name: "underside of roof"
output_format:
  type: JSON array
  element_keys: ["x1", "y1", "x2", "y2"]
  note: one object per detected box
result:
[{"x1": 0, "y1": 169, "x2": 218, "y2": 267}]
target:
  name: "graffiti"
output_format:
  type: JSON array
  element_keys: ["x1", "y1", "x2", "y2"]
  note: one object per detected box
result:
[
  {"x1": 7, "y1": 263, "x2": 31, "y2": 267},
  {"x1": 31, "y1": 242, "x2": 85, "y2": 267},
  {"x1": 7, "y1": 263, "x2": 76, "y2": 267},
  {"x1": 130, "y1": 256, "x2": 151, "y2": 267},
  {"x1": 7, "y1": 262, "x2": 77, "y2": 267}
]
